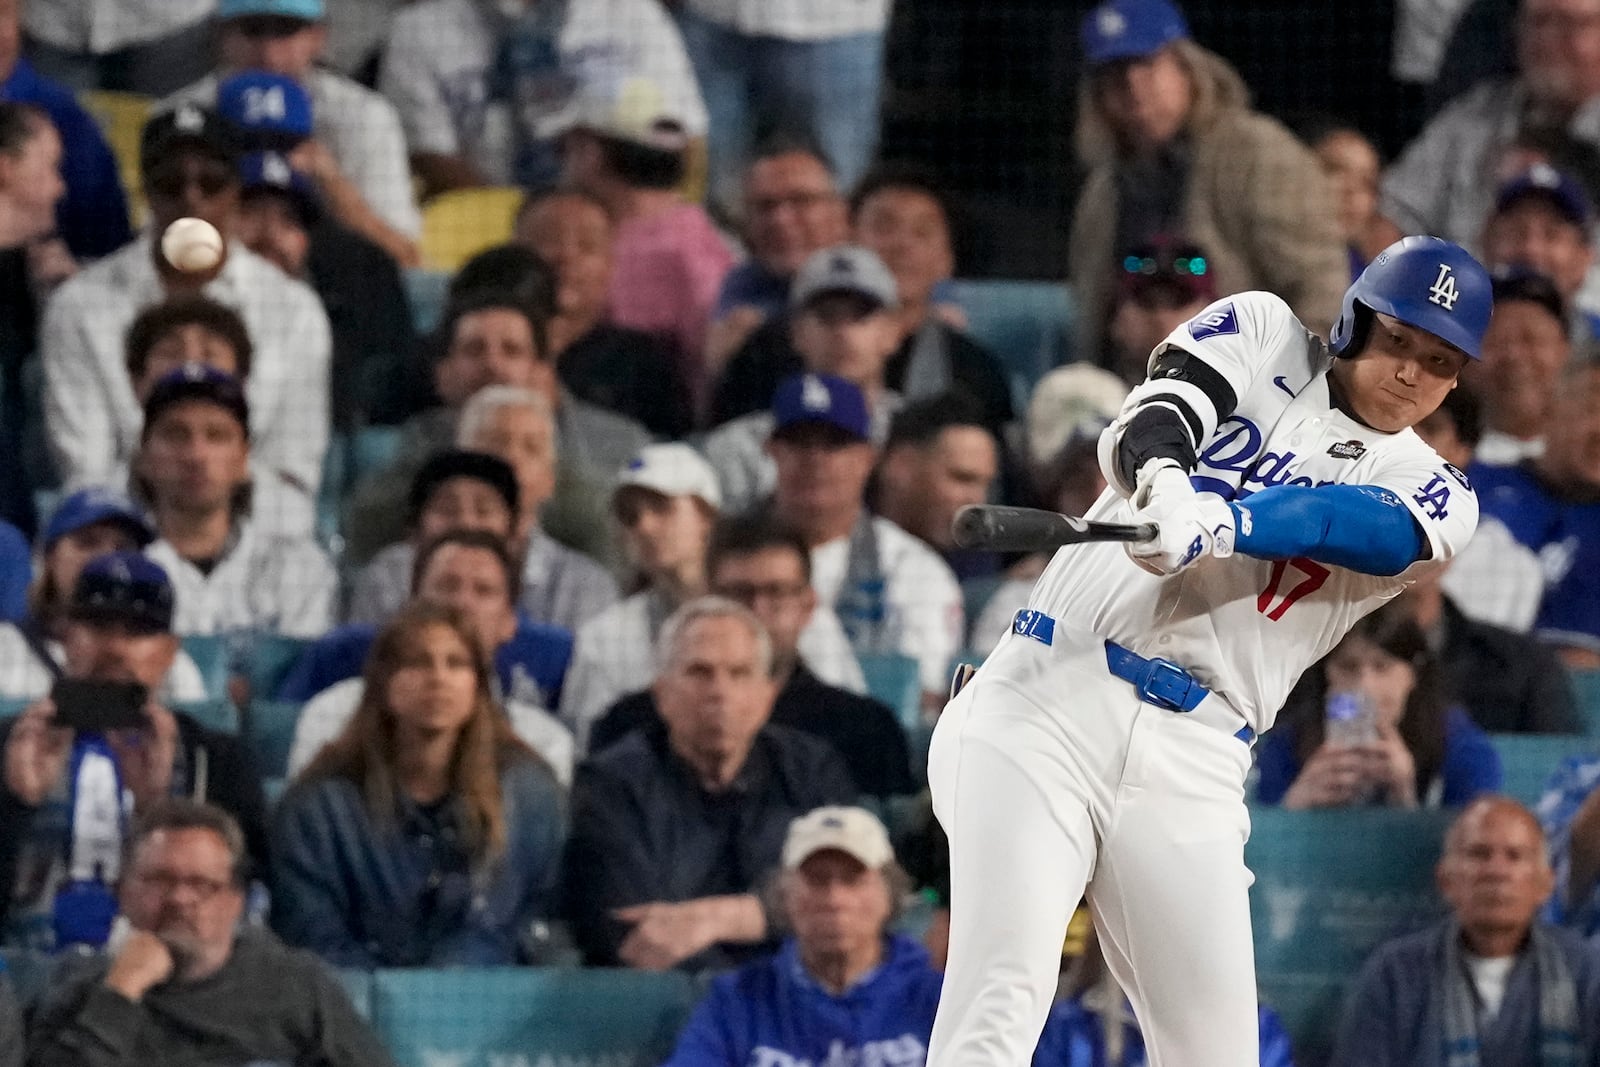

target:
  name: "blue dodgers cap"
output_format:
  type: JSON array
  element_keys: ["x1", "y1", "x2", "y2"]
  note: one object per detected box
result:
[
  {"x1": 238, "y1": 150, "x2": 320, "y2": 224},
  {"x1": 771, "y1": 373, "x2": 871, "y2": 441},
  {"x1": 217, "y1": 0, "x2": 323, "y2": 19},
  {"x1": 218, "y1": 71, "x2": 314, "y2": 150},
  {"x1": 142, "y1": 364, "x2": 251, "y2": 436},
  {"x1": 1494, "y1": 163, "x2": 1593, "y2": 227},
  {"x1": 1081, "y1": 0, "x2": 1190, "y2": 65},
  {"x1": 68, "y1": 552, "x2": 175, "y2": 634},
  {"x1": 44, "y1": 489, "x2": 155, "y2": 549}
]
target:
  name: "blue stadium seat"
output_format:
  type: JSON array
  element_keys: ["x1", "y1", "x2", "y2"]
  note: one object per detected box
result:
[
  {"x1": 244, "y1": 636, "x2": 311, "y2": 707},
  {"x1": 1246, "y1": 806, "x2": 1454, "y2": 1064},
  {"x1": 0, "y1": 696, "x2": 30, "y2": 721},
  {"x1": 246, "y1": 700, "x2": 302, "y2": 778},
  {"x1": 173, "y1": 698, "x2": 240, "y2": 735},
  {"x1": 948, "y1": 279, "x2": 1076, "y2": 407},
  {"x1": 179, "y1": 634, "x2": 230, "y2": 701},
  {"x1": 350, "y1": 426, "x2": 404, "y2": 487},
  {"x1": 857, "y1": 652, "x2": 922, "y2": 731},
  {"x1": 369, "y1": 967, "x2": 696, "y2": 1067},
  {"x1": 1572, "y1": 671, "x2": 1600, "y2": 737},
  {"x1": 1488, "y1": 733, "x2": 1598, "y2": 806},
  {"x1": 403, "y1": 269, "x2": 451, "y2": 335}
]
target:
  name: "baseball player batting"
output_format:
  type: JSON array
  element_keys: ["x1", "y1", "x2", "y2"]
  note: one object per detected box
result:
[{"x1": 925, "y1": 235, "x2": 1491, "y2": 1067}]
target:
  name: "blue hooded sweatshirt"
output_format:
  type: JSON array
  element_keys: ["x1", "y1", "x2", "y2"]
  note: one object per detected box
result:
[{"x1": 662, "y1": 935, "x2": 943, "y2": 1067}]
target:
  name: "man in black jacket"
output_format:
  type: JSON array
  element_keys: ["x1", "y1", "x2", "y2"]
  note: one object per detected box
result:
[
  {"x1": 564, "y1": 596, "x2": 857, "y2": 971},
  {"x1": 590, "y1": 514, "x2": 914, "y2": 796},
  {"x1": 0, "y1": 553, "x2": 267, "y2": 950}
]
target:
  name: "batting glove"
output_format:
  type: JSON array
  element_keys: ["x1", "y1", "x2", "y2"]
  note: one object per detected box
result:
[{"x1": 1125, "y1": 463, "x2": 1236, "y2": 576}]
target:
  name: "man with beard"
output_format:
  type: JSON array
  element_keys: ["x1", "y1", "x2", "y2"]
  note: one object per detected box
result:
[{"x1": 25, "y1": 799, "x2": 392, "y2": 1067}]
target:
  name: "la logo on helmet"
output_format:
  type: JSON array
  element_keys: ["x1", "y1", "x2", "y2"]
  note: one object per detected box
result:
[{"x1": 1427, "y1": 263, "x2": 1460, "y2": 311}]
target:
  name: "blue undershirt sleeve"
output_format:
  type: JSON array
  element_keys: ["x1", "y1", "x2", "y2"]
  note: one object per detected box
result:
[{"x1": 1226, "y1": 483, "x2": 1425, "y2": 577}]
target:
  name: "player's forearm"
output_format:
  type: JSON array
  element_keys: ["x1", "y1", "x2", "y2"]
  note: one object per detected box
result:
[{"x1": 1227, "y1": 484, "x2": 1423, "y2": 576}]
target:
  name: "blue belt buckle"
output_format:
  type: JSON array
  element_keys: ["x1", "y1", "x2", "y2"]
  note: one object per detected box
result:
[
  {"x1": 1136, "y1": 657, "x2": 1197, "y2": 712},
  {"x1": 1012, "y1": 610, "x2": 1055, "y2": 647}
]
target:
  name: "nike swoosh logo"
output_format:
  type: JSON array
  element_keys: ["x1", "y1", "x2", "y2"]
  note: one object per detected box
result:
[{"x1": 1273, "y1": 375, "x2": 1296, "y2": 397}]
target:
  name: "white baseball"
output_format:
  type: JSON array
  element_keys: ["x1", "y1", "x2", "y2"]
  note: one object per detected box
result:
[{"x1": 160, "y1": 217, "x2": 225, "y2": 273}]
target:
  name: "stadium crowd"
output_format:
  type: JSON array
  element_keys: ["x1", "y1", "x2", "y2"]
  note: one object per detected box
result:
[{"x1": 2, "y1": 0, "x2": 1600, "y2": 1064}]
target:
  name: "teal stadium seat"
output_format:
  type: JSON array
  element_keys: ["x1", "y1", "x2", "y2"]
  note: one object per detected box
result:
[
  {"x1": 173, "y1": 698, "x2": 240, "y2": 735},
  {"x1": 948, "y1": 279, "x2": 1076, "y2": 408},
  {"x1": 404, "y1": 269, "x2": 451, "y2": 335},
  {"x1": 179, "y1": 634, "x2": 230, "y2": 701},
  {"x1": 369, "y1": 967, "x2": 696, "y2": 1067},
  {"x1": 1488, "y1": 733, "x2": 1598, "y2": 806},
  {"x1": 244, "y1": 636, "x2": 311, "y2": 707},
  {"x1": 1246, "y1": 806, "x2": 1453, "y2": 1064},
  {"x1": 1572, "y1": 670, "x2": 1600, "y2": 737},
  {"x1": 246, "y1": 700, "x2": 303, "y2": 778},
  {"x1": 262, "y1": 776, "x2": 288, "y2": 807},
  {"x1": 857, "y1": 652, "x2": 922, "y2": 731},
  {"x1": 351, "y1": 426, "x2": 404, "y2": 487},
  {"x1": 0, "y1": 948, "x2": 54, "y2": 1006}
]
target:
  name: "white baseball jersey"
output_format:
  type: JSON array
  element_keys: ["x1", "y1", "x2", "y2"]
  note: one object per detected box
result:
[{"x1": 1028, "y1": 291, "x2": 1478, "y2": 735}]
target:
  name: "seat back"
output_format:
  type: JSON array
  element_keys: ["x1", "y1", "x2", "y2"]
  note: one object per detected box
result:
[
  {"x1": 948, "y1": 279, "x2": 1076, "y2": 406},
  {"x1": 1246, "y1": 807, "x2": 1453, "y2": 1064},
  {"x1": 369, "y1": 967, "x2": 696, "y2": 1067},
  {"x1": 419, "y1": 187, "x2": 523, "y2": 271},
  {"x1": 1488, "y1": 733, "x2": 1598, "y2": 805},
  {"x1": 80, "y1": 90, "x2": 153, "y2": 225},
  {"x1": 857, "y1": 652, "x2": 922, "y2": 730}
]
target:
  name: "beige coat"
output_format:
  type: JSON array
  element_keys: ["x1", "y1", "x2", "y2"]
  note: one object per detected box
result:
[{"x1": 1068, "y1": 42, "x2": 1347, "y2": 360}]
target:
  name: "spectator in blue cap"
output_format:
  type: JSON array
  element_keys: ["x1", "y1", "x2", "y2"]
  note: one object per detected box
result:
[
  {"x1": 1481, "y1": 163, "x2": 1600, "y2": 347},
  {"x1": 134, "y1": 365, "x2": 337, "y2": 642},
  {"x1": 161, "y1": 2, "x2": 422, "y2": 267},
  {"x1": 1068, "y1": 0, "x2": 1346, "y2": 361},
  {"x1": 232, "y1": 146, "x2": 415, "y2": 433},
  {"x1": 766, "y1": 372, "x2": 964, "y2": 711},
  {"x1": 0, "y1": 489, "x2": 211, "y2": 703},
  {"x1": 704, "y1": 246, "x2": 906, "y2": 514},
  {"x1": 0, "y1": 551, "x2": 268, "y2": 950}
]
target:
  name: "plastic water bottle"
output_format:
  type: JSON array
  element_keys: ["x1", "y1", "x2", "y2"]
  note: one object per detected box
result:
[{"x1": 1325, "y1": 690, "x2": 1379, "y2": 747}]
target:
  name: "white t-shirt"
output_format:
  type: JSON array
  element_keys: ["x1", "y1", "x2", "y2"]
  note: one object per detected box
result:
[
  {"x1": 286, "y1": 677, "x2": 574, "y2": 787},
  {"x1": 24, "y1": 0, "x2": 214, "y2": 54},
  {"x1": 1465, "y1": 952, "x2": 1516, "y2": 1020},
  {"x1": 145, "y1": 518, "x2": 337, "y2": 640},
  {"x1": 1475, "y1": 429, "x2": 1543, "y2": 467},
  {"x1": 1028, "y1": 292, "x2": 1479, "y2": 736},
  {"x1": 810, "y1": 515, "x2": 965, "y2": 695},
  {"x1": 381, "y1": 0, "x2": 708, "y2": 185}
]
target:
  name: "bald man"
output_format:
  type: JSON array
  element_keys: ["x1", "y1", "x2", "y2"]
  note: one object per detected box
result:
[{"x1": 1331, "y1": 798, "x2": 1600, "y2": 1066}]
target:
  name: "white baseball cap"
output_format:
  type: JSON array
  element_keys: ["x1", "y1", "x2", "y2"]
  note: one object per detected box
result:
[
  {"x1": 1026, "y1": 364, "x2": 1130, "y2": 468},
  {"x1": 615, "y1": 443, "x2": 722, "y2": 510},
  {"x1": 555, "y1": 73, "x2": 690, "y2": 153},
  {"x1": 781, "y1": 806, "x2": 894, "y2": 871}
]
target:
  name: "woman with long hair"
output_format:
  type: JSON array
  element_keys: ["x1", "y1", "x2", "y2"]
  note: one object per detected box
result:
[
  {"x1": 271, "y1": 602, "x2": 565, "y2": 966},
  {"x1": 1256, "y1": 602, "x2": 1502, "y2": 809}
]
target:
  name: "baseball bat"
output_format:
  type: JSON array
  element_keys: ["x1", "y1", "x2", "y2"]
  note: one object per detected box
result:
[{"x1": 950, "y1": 505, "x2": 1158, "y2": 552}]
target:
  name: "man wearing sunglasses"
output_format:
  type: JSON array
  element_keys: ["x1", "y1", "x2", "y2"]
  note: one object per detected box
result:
[
  {"x1": 161, "y1": 0, "x2": 421, "y2": 267},
  {"x1": 38, "y1": 102, "x2": 332, "y2": 539},
  {"x1": 1104, "y1": 235, "x2": 1218, "y2": 388}
]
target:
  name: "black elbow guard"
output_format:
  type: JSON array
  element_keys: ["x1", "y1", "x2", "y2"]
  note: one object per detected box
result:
[{"x1": 1116, "y1": 403, "x2": 1199, "y2": 488}]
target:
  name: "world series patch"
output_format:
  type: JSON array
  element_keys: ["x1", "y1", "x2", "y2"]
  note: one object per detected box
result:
[{"x1": 1327, "y1": 440, "x2": 1366, "y2": 461}]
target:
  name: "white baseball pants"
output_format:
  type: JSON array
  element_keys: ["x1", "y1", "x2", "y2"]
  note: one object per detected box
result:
[{"x1": 924, "y1": 620, "x2": 1259, "y2": 1067}]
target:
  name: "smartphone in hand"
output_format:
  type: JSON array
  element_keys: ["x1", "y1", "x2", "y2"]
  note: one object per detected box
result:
[{"x1": 50, "y1": 678, "x2": 149, "y2": 732}]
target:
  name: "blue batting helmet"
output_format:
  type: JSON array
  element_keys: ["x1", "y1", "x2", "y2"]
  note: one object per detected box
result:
[{"x1": 1329, "y1": 236, "x2": 1492, "y2": 361}]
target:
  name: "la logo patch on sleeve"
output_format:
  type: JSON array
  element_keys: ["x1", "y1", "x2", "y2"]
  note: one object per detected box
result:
[{"x1": 1188, "y1": 303, "x2": 1239, "y2": 341}]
